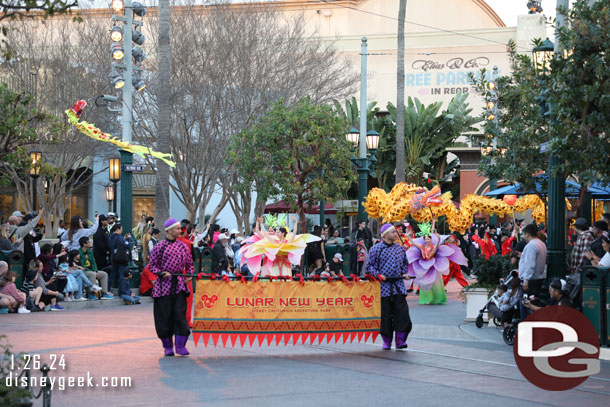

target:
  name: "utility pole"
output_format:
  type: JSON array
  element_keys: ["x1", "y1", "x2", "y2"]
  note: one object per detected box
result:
[
  {"x1": 546, "y1": 0, "x2": 569, "y2": 279},
  {"x1": 357, "y1": 37, "x2": 368, "y2": 222}
]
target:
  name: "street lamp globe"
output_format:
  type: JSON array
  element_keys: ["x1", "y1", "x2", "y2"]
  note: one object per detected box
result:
[
  {"x1": 532, "y1": 38, "x2": 555, "y2": 75},
  {"x1": 345, "y1": 126, "x2": 359, "y2": 147},
  {"x1": 29, "y1": 151, "x2": 42, "y2": 177},
  {"x1": 109, "y1": 157, "x2": 121, "y2": 182},
  {"x1": 366, "y1": 129, "x2": 380, "y2": 152},
  {"x1": 105, "y1": 184, "x2": 115, "y2": 202}
]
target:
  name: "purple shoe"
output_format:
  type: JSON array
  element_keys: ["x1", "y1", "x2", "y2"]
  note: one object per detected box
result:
[
  {"x1": 395, "y1": 331, "x2": 408, "y2": 349},
  {"x1": 174, "y1": 335, "x2": 190, "y2": 356},
  {"x1": 381, "y1": 334, "x2": 392, "y2": 350},
  {"x1": 161, "y1": 337, "x2": 174, "y2": 356}
]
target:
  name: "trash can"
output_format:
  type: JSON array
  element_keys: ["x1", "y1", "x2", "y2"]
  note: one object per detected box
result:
[
  {"x1": 340, "y1": 244, "x2": 351, "y2": 275},
  {"x1": 200, "y1": 247, "x2": 213, "y2": 274},
  {"x1": 7, "y1": 250, "x2": 24, "y2": 289},
  {"x1": 581, "y1": 266, "x2": 607, "y2": 347}
]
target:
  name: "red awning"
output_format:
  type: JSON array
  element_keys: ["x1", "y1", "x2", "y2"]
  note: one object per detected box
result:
[
  {"x1": 263, "y1": 200, "x2": 293, "y2": 214},
  {"x1": 308, "y1": 203, "x2": 338, "y2": 215}
]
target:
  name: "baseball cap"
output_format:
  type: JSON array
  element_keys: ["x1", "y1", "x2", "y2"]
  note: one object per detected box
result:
[
  {"x1": 334, "y1": 253, "x2": 343, "y2": 261},
  {"x1": 573, "y1": 218, "x2": 588, "y2": 229},
  {"x1": 217, "y1": 233, "x2": 230, "y2": 240},
  {"x1": 12, "y1": 211, "x2": 24, "y2": 217},
  {"x1": 230, "y1": 229, "x2": 240, "y2": 235}
]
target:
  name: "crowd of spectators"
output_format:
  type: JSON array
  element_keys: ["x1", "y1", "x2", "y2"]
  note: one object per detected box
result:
[{"x1": 2, "y1": 206, "x2": 609, "y2": 315}]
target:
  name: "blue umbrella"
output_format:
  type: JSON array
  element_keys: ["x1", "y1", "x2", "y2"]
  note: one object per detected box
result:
[{"x1": 483, "y1": 175, "x2": 592, "y2": 197}]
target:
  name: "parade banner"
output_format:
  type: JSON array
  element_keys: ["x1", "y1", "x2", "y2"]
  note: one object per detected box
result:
[{"x1": 192, "y1": 280, "x2": 381, "y2": 347}]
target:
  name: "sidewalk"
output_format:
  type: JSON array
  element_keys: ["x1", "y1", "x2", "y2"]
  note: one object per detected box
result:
[{"x1": 1, "y1": 279, "x2": 608, "y2": 407}]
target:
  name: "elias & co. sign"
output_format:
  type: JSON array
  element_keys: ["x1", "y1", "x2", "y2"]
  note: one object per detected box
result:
[{"x1": 406, "y1": 56, "x2": 493, "y2": 96}]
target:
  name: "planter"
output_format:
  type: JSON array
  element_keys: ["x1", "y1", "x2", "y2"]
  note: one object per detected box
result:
[{"x1": 464, "y1": 288, "x2": 493, "y2": 322}]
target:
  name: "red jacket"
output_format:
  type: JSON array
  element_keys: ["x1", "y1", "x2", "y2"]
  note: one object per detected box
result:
[{"x1": 139, "y1": 264, "x2": 157, "y2": 294}]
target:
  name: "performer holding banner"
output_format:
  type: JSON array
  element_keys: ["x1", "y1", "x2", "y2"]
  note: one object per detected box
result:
[
  {"x1": 366, "y1": 224, "x2": 412, "y2": 350},
  {"x1": 149, "y1": 219, "x2": 194, "y2": 357}
]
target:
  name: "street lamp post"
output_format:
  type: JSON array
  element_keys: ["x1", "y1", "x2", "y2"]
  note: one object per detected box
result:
[
  {"x1": 109, "y1": 157, "x2": 121, "y2": 214},
  {"x1": 355, "y1": 37, "x2": 370, "y2": 222},
  {"x1": 486, "y1": 66, "x2": 499, "y2": 228},
  {"x1": 105, "y1": 183, "x2": 115, "y2": 212},
  {"x1": 29, "y1": 151, "x2": 42, "y2": 211},
  {"x1": 347, "y1": 128, "x2": 379, "y2": 222},
  {"x1": 110, "y1": 0, "x2": 147, "y2": 232},
  {"x1": 533, "y1": 37, "x2": 566, "y2": 279}
]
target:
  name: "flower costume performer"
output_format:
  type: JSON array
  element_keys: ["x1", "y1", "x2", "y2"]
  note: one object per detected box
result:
[
  {"x1": 240, "y1": 216, "x2": 321, "y2": 277},
  {"x1": 442, "y1": 235, "x2": 469, "y2": 288},
  {"x1": 366, "y1": 224, "x2": 412, "y2": 350},
  {"x1": 406, "y1": 220, "x2": 468, "y2": 304},
  {"x1": 148, "y1": 219, "x2": 194, "y2": 356}
]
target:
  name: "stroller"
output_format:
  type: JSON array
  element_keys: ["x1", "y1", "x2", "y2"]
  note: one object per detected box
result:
[
  {"x1": 502, "y1": 273, "x2": 583, "y2": 346},
  {"x1": 474, "y1": 270, "x2": 519, "y2": 329}
]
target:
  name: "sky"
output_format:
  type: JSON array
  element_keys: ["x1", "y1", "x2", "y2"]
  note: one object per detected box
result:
[
  {"x1": 80, "y1": 0, "x2": 576, "y2": 28},
  {"x1": 485, "y1": 0, "x2": 576, "y2": 27}
]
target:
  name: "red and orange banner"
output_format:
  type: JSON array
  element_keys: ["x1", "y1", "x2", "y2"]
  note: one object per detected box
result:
[{"x1": 192, "y1": 280, "x2": 381, "y2": 347}]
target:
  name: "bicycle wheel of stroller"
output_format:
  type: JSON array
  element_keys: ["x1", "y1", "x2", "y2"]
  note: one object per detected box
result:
[
  {"x1": 503, "y1": 325, "x2": 515, "y2": 346},
  {"x1": 475, "y1": 315, "x2": 484, "y2": 328},
  {"x1": 493, "y1": 316, "x2": 502, "y2": 327}
]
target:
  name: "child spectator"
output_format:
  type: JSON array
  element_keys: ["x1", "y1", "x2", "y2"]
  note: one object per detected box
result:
[
  {"x1": 1, "y1": 271, "x2": 29, "y2": 313},
  {"x1": 20, "y1": 261, "x2": 45, "y2": 311},
  {"x1": 78, "y1": 237, "x2": 112, "y2": 300},
  {"x1": 356, "y1": 238, "x2": 367, "y2": 276},
  {"x1": 63, "y1": 250, "x2": 95, "y2": 301},
  {"x1": 119, "y1": 270, "x2": 141, "y2": 305},
  {"x1": 0, "y1": 261, "x2": 17, "y2": 312}
]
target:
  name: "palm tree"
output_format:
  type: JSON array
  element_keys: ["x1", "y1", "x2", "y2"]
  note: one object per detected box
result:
[
  {"x1": 395, "y1": 0, "x2": 407, "y2": 183},
  {"x1": 154, "y1": 0, "x2": 171, "y2": 235}
]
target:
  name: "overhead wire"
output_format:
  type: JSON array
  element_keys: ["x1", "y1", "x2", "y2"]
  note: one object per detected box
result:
[{"x1": 318, "y1": 0, "x2": 534, "y2": 53}]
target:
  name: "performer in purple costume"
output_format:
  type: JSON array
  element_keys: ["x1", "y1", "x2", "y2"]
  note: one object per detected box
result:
[
  {"x1": 366, "y1": 224, "x2": 412, "y2": 350},
  {"x1": 148, "y1": 218, "x2": 194, "y2": 356}
]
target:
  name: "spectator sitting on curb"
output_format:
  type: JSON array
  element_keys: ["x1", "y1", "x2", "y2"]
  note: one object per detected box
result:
[
  {"x1": 119, "y1": 270, "x2": 141, "y2": 305},
  {"x1": 0, "y1": 271, "x2": 29, "y2": 313},
  {"x1": 20, "y1": 261, "x2": 45, "y2": 311},
  {"x1": 30, "y1": 258, "x2": 64, "y2": 311},
  {"x1": 78, "y1": 237, "x2": 113, "y2": 300},
  {"x1": 0, "y1": 261, "x2": 17, "y2": 312}
]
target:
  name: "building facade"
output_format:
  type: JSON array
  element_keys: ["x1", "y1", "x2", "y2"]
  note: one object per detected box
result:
[{"x1": 1, "y1": 0, "x2": 547, "y2": 229}]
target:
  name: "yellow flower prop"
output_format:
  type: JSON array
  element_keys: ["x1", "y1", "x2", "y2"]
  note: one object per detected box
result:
[
  {"x1": 363, "y1": 183, "x2": 548, "y2": 233},
  {"x1": 65, "y1": 101, "x2": 176, "y2": 167}
]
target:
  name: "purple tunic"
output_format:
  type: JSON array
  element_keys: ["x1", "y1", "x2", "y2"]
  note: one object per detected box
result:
[
  {"x1": 148, "y1": 239, "x2": 194, "y2": 298},
  {"x1": 366, "y1": 241, "x2": 409, "y2": 297}
]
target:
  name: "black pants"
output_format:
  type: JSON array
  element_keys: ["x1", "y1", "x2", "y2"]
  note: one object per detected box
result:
[
  {"x1": 520, "y1": 278, "x2": 544, "y2": 320},
  {"x1": 153, "y1": 292, "x2": 190, "y2": 339},
  {"x1": 380, "y1": 294, "x2": 412, "y2": 337},
  {"x1": 488, "y1": 304, "x2": 516, "y2": 325}
]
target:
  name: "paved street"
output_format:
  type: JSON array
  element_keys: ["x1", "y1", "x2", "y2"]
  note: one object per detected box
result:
[{"x1": 2, "y1": 282, "x2": 609, "y2": 407}]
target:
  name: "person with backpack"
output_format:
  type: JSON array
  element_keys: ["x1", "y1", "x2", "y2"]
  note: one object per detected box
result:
[{"x1": 109, "y1": 223, "x2": 130, "y2": 290}]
